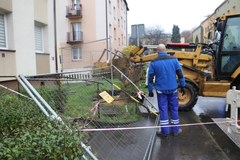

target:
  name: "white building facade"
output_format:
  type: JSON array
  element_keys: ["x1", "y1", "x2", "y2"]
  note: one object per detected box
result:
[
  {"x1": 0, "y1": 0, "x2": 57, "y2": 77},
  {"x1": 0, "y1": 0, "x2": 129, "y2": 78}
]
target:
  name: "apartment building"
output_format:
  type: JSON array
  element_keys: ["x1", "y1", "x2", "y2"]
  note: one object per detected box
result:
[
  {"x1": 0, "y1": 0, "x2": 129, "y2": 78},
  {"x1": 192, "y1": 0, "x2": 240, "y2": 43},
  {"x1": 60, "y1": 0, "x2": 129, "y2": 72},
  {"x1": 0, "y1": 0, "x2": 57, "y2": 78}
]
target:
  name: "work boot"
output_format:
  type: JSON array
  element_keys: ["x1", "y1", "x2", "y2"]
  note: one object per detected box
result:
[
  {"x1": 156, "y1": 131, "x2": 169, "y2": 138},
  {"x1": 172, "y1": 129, "x2": 182, "y2": 137}
]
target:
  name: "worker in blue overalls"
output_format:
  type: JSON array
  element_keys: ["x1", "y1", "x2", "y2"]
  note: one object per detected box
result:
[{"x1": 147, "y1": 43, "x2": 186, "y2": 137}]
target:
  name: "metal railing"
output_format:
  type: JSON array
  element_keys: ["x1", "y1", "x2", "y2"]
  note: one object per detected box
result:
[
  {"x1": 67, "y1": 31, "x2": 83, "y2": 43},
  {"x1": 66, "y1": 4, "x2": 82, "y2": 18},
  {"x1": 16, "y1": 74, "x2": 98, "y2": 160},
  {"x1": 4, "y1": 63, "x2": 158, "y2": 159}
]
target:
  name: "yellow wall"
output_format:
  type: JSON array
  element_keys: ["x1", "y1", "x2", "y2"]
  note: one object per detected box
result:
[
  {"x1": 0, "y1": 51, "x2": 16, "y2": 76},
  {"x1": 0, "y1": 0, "x2": 12, "y2": 12},
  {"x1": 34, "y1": 0, "x2": 48, "y2": 24},
  {"x1": 36, "y1": 53, "x2": 50, "y2": 74}
]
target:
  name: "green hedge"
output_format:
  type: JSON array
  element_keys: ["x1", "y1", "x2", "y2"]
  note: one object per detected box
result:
[{"x1": 0, "y1": 93, "x2": 83, "y2": 159}]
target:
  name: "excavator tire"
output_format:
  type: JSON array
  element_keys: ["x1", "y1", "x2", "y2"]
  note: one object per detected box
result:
[{"x1": 178, "y1": 82, "x2": 198, "y2": 111}]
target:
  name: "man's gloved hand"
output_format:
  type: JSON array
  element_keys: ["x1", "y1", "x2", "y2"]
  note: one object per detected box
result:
[
  {"x1": 181, "y1": 88, "x2": 186, "y2": 96},
  {"x1": 148, "y1": 92, "x2": 154, "y2": 97}
]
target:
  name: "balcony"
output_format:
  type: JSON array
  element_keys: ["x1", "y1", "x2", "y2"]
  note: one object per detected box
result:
[
  {"x1": 66, "y1": 4, "x2": 82, "y2": 19},
  {"x1": 67, "y1": 31, "x2": 83, "y2": 44}
]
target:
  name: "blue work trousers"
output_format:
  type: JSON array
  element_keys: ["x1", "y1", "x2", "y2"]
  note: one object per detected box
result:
[{"x1": 156, "y1": 91, "x2": 180, "y2": 135}]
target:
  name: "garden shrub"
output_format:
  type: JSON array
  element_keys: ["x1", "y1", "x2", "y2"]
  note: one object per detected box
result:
[{"x1": 0, "y1": 94, "x2": 83, "y2": 159}]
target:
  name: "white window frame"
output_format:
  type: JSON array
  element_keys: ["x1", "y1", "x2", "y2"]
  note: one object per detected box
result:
[
  {"x1": 72, "y1": 47, "x2": 82, "y2": 60},
  {"x1": 35, "y1": 24, "x2": 44, "y2": 53},
  {"x1": 72, "y1": 0, "x2": 80, "y2": 5},
  {"x1": 0, "y1": 13, "x2": 7, "y2": 49},
  {"x1": 72, "y1": 22, "x2": 81, "y2": 41},
  {"x1": 72, "y1": 0, "x2": 80, "y2": 9}
]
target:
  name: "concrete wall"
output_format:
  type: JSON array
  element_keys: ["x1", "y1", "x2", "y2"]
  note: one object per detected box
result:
[
  {"x1": 47, "y1": 0, "x2": 57, "y2": 73},
  {"x1": 96, "y1": 0, "x2": 106, "y2": 41},
  {"x1": 12, "y1": 0, "x2": 36, "y2": 75}
]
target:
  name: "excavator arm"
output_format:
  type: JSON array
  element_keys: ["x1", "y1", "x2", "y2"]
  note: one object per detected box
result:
[{"x1": 129, "y1": 43, "x2": 211, "y2": 65}]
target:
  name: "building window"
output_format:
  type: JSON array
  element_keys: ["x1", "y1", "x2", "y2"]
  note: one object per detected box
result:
[
  {"x1": 72, "y1": 47, "x2": 82, "y2": 60},
  {"x1": 71, "y1": 0, "x2": 81, "y2": 12},
  {"x1": 114, "y1": 28, "x2": 116, "y2": 40},
  {"x1": 72, "y1": 23, "x2": 81, "y2": 41},
  {"x1": 109, "y1": 24, "x2": 112, "y2": 38},
  {"x1": 109, "y1": 0, "x2": 112, "y2": 14},
  {"x1": 113, "y1": 7, "x2": 116, "y2": 20},
  {"x1": 35, "y1": 24, "x2": 44, "y2": 53},
  {"x1": 0, "y1": 13, "x2": 7, "y2": 49},
  {"x1": 121, "y1": 0, "x2": 123, "y2": 10},
  {"x1": 72, "y1": 0, "x2": 80, "y2": 5},
  {"x1": 121, "y1": 17, "x2": 123, "y2": 28}
]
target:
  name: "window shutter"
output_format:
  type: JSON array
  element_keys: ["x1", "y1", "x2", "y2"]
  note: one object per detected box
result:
[
  {"x1": 35, "y1": 25, "x2": 43, "y2": 52},
  {"x1": 0, "y1": 14, "x2": 6, "y2": 48}
]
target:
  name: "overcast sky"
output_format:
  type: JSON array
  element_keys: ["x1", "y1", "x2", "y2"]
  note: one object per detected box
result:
[{"x1": 127, "y1": 0, "x2": 225, "y2": 34}]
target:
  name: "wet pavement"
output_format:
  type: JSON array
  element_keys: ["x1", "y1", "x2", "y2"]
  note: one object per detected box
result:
[
  {"x1": 88, "y1": 117, "x2": 156, "y2": 160},
  {"x1": 151, "y1": 111, "x2": 230, "y2": 160},
  {"x1": 87, "y1": 96, "x2": 240, "y2": 160},
  {"x1": 151, "y1": 96, "x2": 240, "y2": 160}
]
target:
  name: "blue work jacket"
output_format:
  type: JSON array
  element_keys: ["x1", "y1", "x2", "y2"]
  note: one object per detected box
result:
[{"x1": 147, "y1": 52, "x2": 185, "y2": 93}]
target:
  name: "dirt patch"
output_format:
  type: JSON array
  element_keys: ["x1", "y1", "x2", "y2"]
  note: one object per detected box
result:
[{"x1": 112, "y1": 57, "x2": 145, "y2": 85}]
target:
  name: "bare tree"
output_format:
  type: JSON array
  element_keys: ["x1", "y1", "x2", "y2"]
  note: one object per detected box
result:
[
  {"x1": 145, "y1": 25, "x2": 168, "y2": 45},
  {"x1": 181, "y1": 30, "x2": 193, "y2": 43}
]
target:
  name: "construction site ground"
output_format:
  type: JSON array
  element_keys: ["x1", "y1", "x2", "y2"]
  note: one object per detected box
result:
[{"x1": 89, "y1": 93, "x2": 240, "y2": 160}]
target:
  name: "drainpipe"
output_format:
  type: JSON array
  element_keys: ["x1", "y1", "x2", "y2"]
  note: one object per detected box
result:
[
  {"x1": 200, "y1": 24, "x2": 204, "y2": 43},
  {"x1": 53, "y1": 0, "x2": 58, "y2": 73},
  {"x1": 105, "y1": 0, "x2": 108, "y2": 59},
  {"x1": 126, "y1": 8, "x2": 128, "y2": 46}
]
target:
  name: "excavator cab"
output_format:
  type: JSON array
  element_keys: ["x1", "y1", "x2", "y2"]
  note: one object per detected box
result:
[{"x1": 214, "y1": 14, "x2": 240, "y2": 82}]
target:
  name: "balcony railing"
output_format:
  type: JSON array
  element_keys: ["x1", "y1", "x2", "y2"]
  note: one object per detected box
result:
[
  {"x1": 67, "y1": 31, "x2": 83, "y2": 44},
  {"x1": 66, "y1": 4, "x2": 82, "y2": 19}
]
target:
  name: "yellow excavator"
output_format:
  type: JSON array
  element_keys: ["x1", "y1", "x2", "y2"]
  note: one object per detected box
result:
[{"x1": 129, "y1": 14, "x2": 240, "y2": 111}]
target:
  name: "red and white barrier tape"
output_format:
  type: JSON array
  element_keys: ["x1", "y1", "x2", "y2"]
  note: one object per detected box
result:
[{"x1": 80, "y1": 118, "x2": 237, "y2": 132}]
